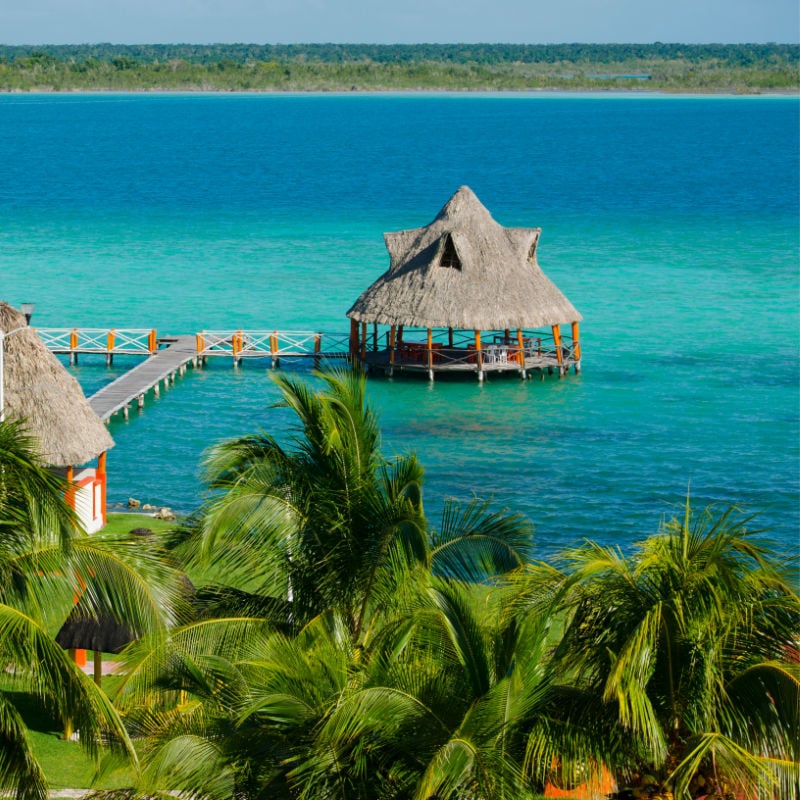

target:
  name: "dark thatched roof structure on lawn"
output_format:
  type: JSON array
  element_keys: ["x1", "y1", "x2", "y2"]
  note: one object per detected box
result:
[
  {"x1": 347, "y1": 185, "x2": 581, "y2": 331},
  {"x1": 0, "y1": 302, "x2": 113, "y2": 467}
]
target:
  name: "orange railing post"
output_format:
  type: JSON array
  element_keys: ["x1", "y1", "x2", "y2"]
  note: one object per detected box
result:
[
  {"x1": 106, "y1": 329, "x2": 115, "y2": 367},
  {"x1": 97, "y1": 451, "x2": 107, "y2": 526},
  {"x1": 70, "y1": 328, "x2": 78, "y2": 365}
]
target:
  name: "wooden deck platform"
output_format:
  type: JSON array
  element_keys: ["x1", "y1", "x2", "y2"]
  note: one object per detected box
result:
[
  {"x1": 362, "y1": 346, "x2": 579, "y2": 381},
  {"x1": 88, "y1": 336, "x2": 197, "y2": 422}
]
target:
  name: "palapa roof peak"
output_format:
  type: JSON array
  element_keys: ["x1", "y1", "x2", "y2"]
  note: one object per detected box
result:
[
  {"x1": 0, "y1": 302, "x2": 113, "y2": 467},
  {"x1": 348, "y1": 185, "x2": 582, "y2": 331}
]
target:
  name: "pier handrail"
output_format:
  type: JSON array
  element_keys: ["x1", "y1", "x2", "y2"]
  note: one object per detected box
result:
[
  {"x1": 197, "y1": 330, "x2": 351, "y2": 358},
  {"x1": 37, "y1": 328, "x2": 158, "y2": 354}
]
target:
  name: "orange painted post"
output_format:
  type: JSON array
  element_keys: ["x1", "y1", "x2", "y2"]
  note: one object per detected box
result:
[
  {"x1": 196, "y1": 332, "x2": 204, "y2": 354},
  {"x1": 106, "y1": 329, "x2": 115, "y2": 367},
  {"x1": 552, "y1": 325, "x2": 563, "y2": 365},
  {"x1": 426, "y1": 328, "x2": 434, "y2": 381},
  {"x1": 270, "y1": 331, "x2": 279, "y2": 368},
  {"x1": 71, "y1": 647, "x2": 87, "y2": 668},
  {"x1": 97, "y1": 451, "x2": 107, "y2": 526},
  {"x1": 148, "y1": 329, "x2": 157, "y2": 353},
  {"x1": 70, "y1": 328, "x2": 79, "y2": 365},
  {"x1": 517, "y1": 328, "x2": 526, "y2": 372},
  {"x1": 232, "y1": 330, "x2": 243, "y2": 365},
  {"x1": 474, "y1": 330, "x2": 484, "y2": 382},
  {"x1": 571, "y1": 321, "x2": 581, "y2": 372}
]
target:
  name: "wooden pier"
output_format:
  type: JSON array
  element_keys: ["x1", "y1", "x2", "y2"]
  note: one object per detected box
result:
[
  {"x1": 87, "y1": 335, "x2": 197, "y2": 422},
  {"x1": 37, "y1": 328, "x2": 352, "y2": 422},
  {"x1": 35, "y1": 324, "x2": 579, "y2": 423}
]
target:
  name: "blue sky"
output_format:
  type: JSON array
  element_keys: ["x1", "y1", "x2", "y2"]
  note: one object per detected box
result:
[{"x1": 2, "y1": 0, "x2": 798, "y2": 44}]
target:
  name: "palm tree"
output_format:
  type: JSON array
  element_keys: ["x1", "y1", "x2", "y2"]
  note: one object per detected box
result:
[
  {"x1": 0, "y1": 419, "x2": 189, "y2": 799},
  {"x1": 546, "y1": 500, "x2": 800, "y2": 799},
  {"x1": 175, "y1": 368, "x2": 528, "y2": 638},
  {"x1": 111, "y1": 368, "x2": 539, "y2": 799}
]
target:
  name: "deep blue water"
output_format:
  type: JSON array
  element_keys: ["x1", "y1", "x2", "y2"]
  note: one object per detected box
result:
[{"x1": 0, "y1": 93, "x2": 797, "y2": 556}]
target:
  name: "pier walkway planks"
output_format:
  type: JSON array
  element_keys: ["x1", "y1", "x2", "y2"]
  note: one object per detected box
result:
[{"x1": 89, "y1": 336, "x2": 197, "y2": 422}]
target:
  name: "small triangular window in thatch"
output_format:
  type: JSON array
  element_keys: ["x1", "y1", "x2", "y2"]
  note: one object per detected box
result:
[{"x1": 439, "y1": 234, "x2": 462, "y2": 271}]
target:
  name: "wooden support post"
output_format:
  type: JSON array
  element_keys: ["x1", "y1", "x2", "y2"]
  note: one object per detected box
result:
[
  {"x1": 389, "y1": 326, "x2": 396, "y2": 364},
  {"x1": 153, "y1": 382, "x2": 160, "y2": 397},
  {"x1": 516, "y1": 328, "x2": 526, "y2": 378},
  {"x1": 314, "y1": 333, "x2": 321, "y2": 369},
  {"x1": 372, "y1": 322, "x2": 378, "y2": 352},
  {"x1": 98, "y1": 451, "x2": 106, "y2": 525},
  {"x1": 571, "y1": 321, "x2": 581, "y2": 373},
  {"x1": 504, "y1": 328, "x2": 511, "y2": 343},
  {"x1": 137, "y1": 394, "x2": 144, "y2": 409},
  {"x1": 427, "y1": 328, "x2": 434, "y2": 382},
  {"x1": 232, "y1": 330, "x2": 239, "y2": 365},
  {"x1": 122, "y1": 406, "x2": 129, "y2": 419},
  {"x1": 349, "y1": 318, "x2": 359, "y2": 358},
  {"x1": 475, "y1": 330, "x2": 484, "y2": 382},
  {"x1": 397, "y1": 325, "x2": 404, "y2": 346},
  {"x1": 106, "y1": 329, "x2": 115, "y2": 367},
  {"x1": 93, "y1": 651, "x2": 103, "y2": 687},
  {"x1": 448, "y1": 328, "x2": 454, "y2": 348},
  {"x1": 360, "y1": 322, "x2": 367, "y2": 361},
  {"x1": 70, "y1": 328, "x2": 78, "y2": 365},
  {"x1": 270, "y1": 331, "x2": 279, "y2": 368},
  {"x1": 552, "y1": 325, "x2": 563, "y2": 375},
  {"x1": 65, "y1": 466, "x2": 75, "y2": 510}
]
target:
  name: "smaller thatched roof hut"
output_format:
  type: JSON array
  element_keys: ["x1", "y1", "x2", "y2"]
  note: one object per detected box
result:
[
  {"x1": 0, "y1": 302, "x2": 113, "y2": 467},
  {"x1": 346, "y1": 187, "x2": 582, "y2": 381}
]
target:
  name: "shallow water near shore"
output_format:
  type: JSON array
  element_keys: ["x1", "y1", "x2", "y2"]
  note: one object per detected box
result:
[{"x1": 1, "y1": 93, "x2": 797, "y2": 556}]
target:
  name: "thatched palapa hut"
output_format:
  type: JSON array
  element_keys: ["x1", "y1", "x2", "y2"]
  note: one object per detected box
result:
[
  {"x1": 347, "y1": 186, "x2": 582, "y2": 381},
  {"x1": 0, "y1": 302, "x2": 113, "y2": 533}
]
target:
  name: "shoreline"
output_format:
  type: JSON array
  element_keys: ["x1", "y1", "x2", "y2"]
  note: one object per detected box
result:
[{"x1": 2, "y1": 87, "x2": 797, "y2": 97}]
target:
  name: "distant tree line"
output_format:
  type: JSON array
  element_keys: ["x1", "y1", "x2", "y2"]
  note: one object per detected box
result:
[{"x1": 0, "y1": 43, "x2": 796, "y2": 92}]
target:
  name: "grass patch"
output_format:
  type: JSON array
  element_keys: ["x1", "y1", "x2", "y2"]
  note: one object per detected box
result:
[
  {"x1": 102, "y1": 512, "x2": 180, "y2": 538},
  {"x1": 1, "y1": 679, "x2": 136, "y2": 790}
]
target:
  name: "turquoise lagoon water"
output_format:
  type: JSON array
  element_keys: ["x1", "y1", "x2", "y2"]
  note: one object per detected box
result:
[{"x1": 0, "y1": 93, "x2": 797, "y2": 556}]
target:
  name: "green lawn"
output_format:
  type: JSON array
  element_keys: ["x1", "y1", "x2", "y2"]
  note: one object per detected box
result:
[
  {"x1": 1, "y1": 679, "x2": 135, "y2": 791},
  {"x1": 102, "y1": 512, "x2": 180, "y2": 537}
]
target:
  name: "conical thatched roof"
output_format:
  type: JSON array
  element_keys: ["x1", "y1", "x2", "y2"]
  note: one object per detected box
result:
[
  {"x1": 0, "y1": 303, "x2": 113, "y2": 467},
  {"x1": 347, "y1": 186, "x2": 582, "y2": 330},
  {"x1": 55, "y1": 611, "x2": 135, "y2": 654}
]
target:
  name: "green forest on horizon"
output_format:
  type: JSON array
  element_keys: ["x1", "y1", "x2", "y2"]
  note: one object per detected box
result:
[{"x1": 0, "y1": 42, "x2": 797, "y2": 92}]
